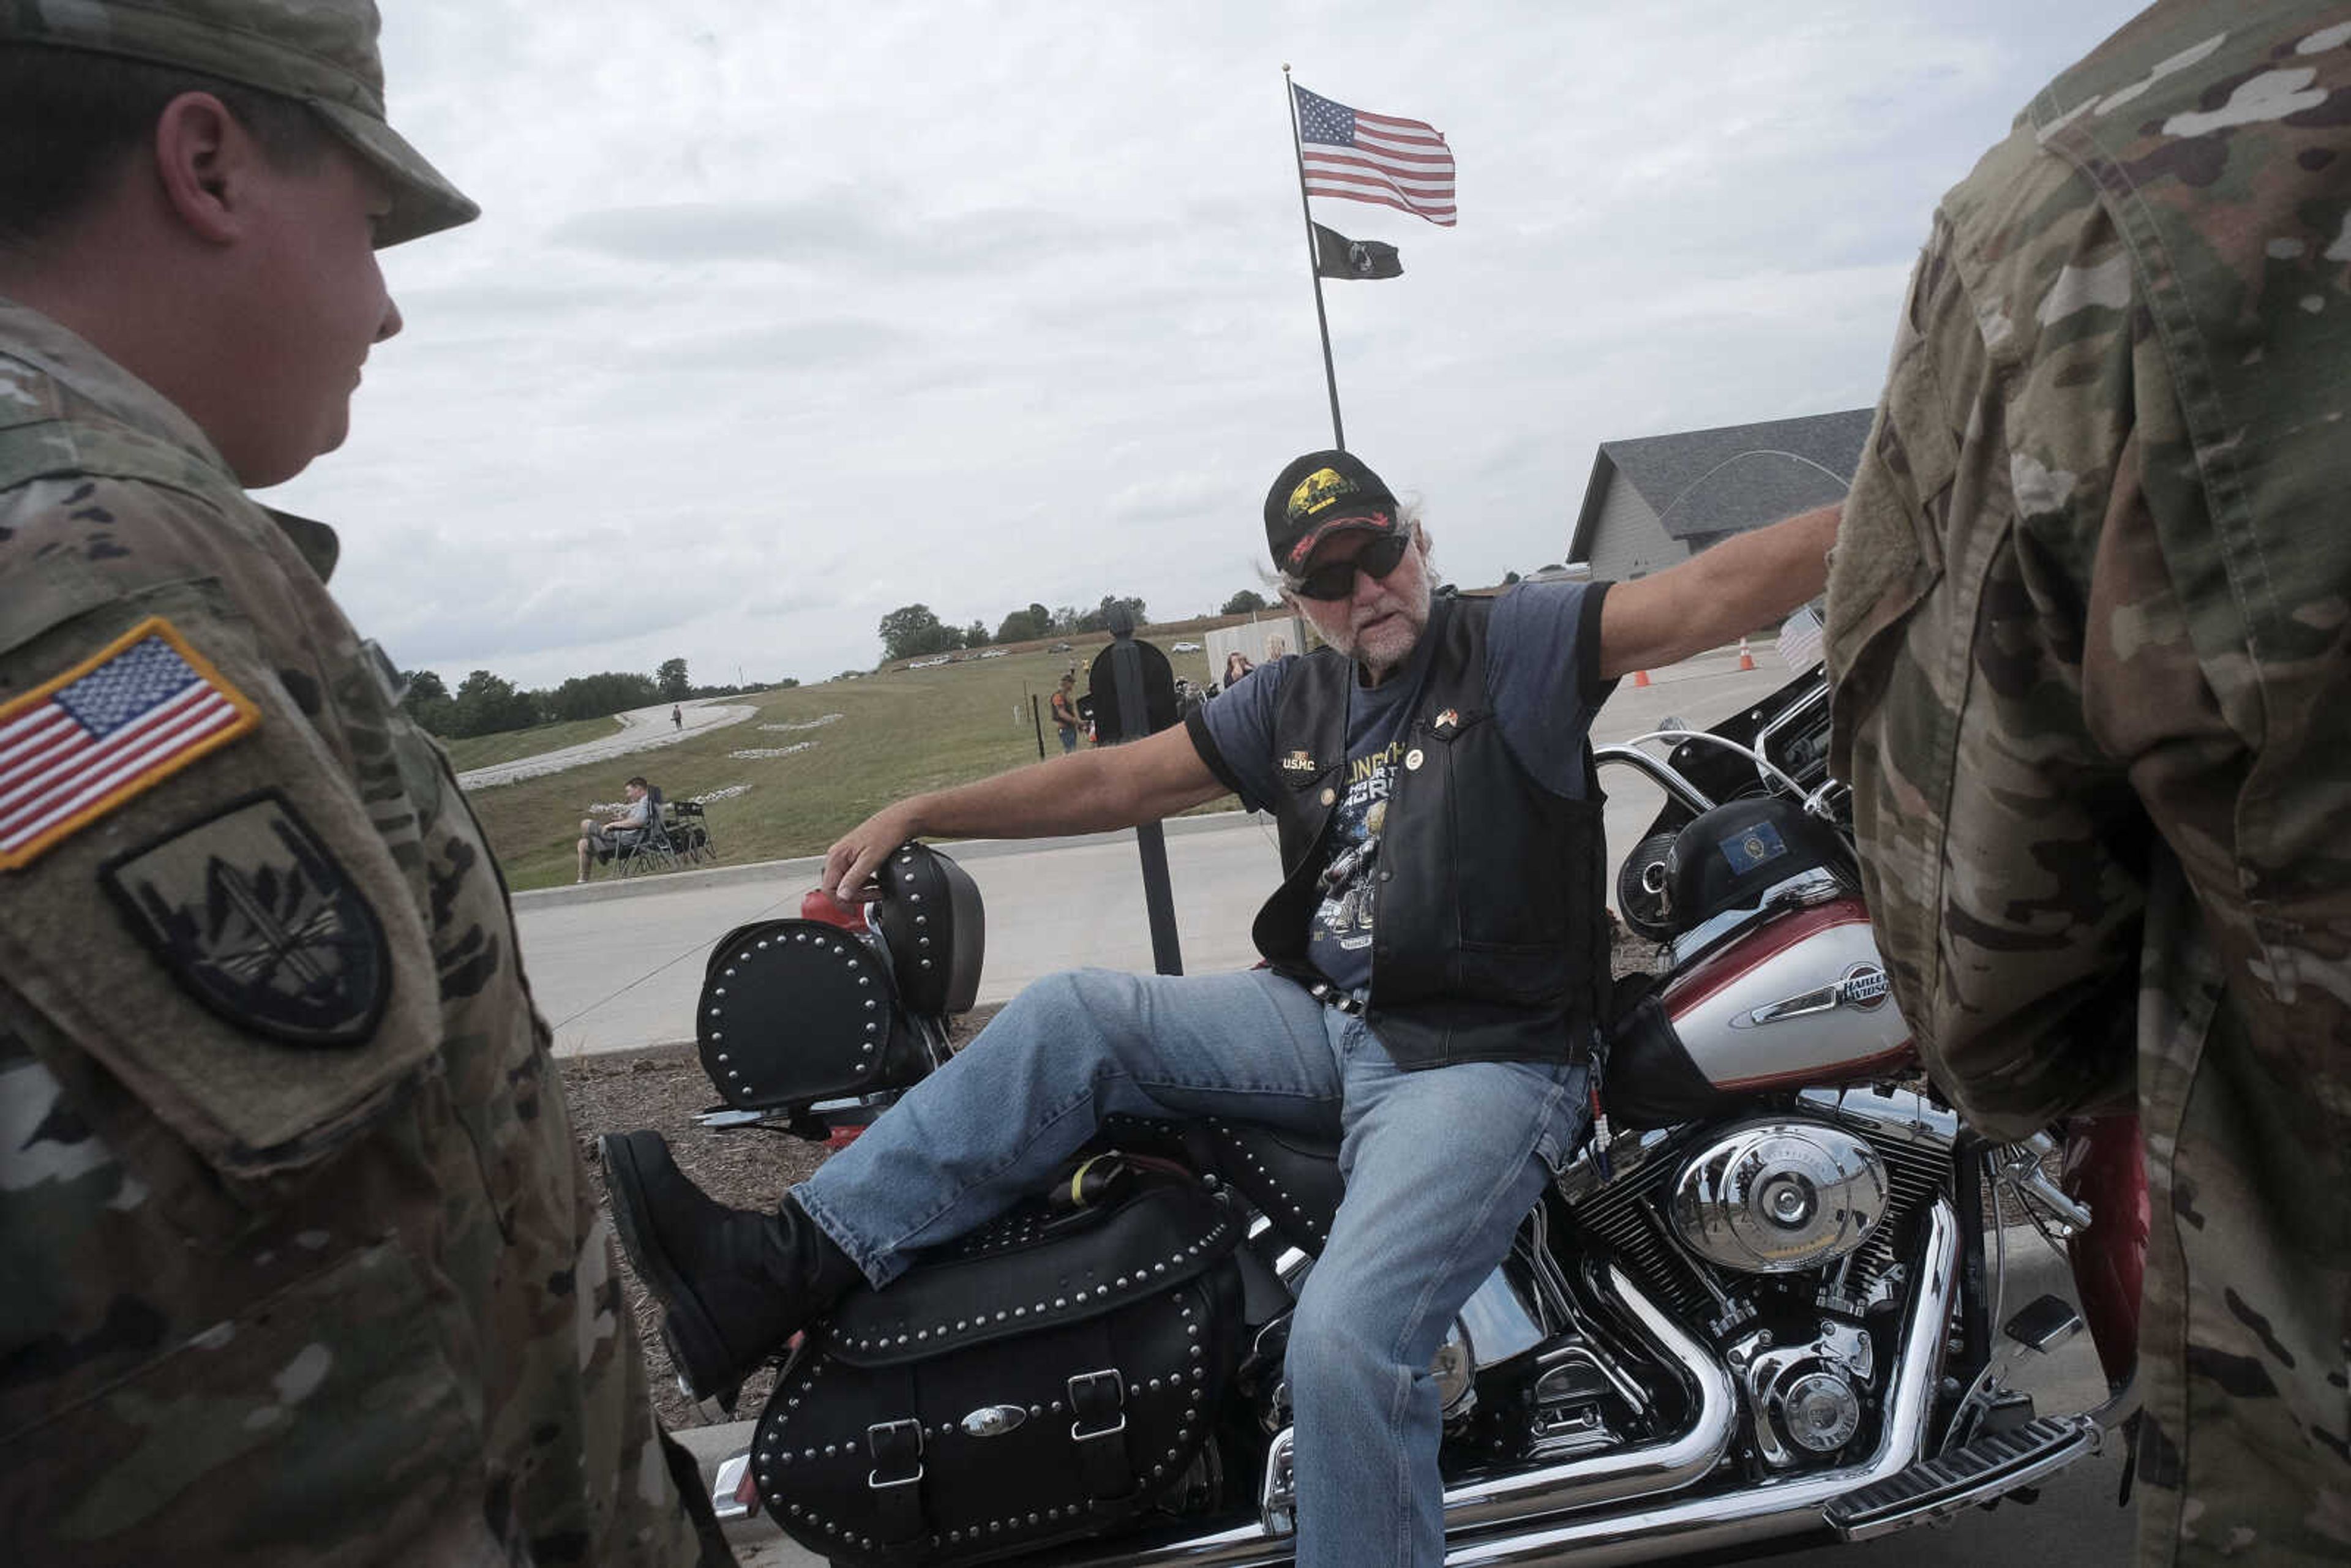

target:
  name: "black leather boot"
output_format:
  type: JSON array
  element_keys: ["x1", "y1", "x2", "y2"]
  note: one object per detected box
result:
[{"x1": 599, "y1": 1130, "x2": 866, "y2": 1399}]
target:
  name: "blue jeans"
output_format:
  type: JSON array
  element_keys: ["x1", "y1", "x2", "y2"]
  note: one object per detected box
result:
[{"x1": 794, "y1": 967, "x2": 1588, "y2": 1568}]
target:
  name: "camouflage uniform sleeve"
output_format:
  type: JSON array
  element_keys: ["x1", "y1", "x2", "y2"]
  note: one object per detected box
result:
[
  {"x1": 0, "y1": 489, "x2": 501, "y2": 1562},
  {"x1": 1830, "y1": 46, "x2": 2351, "y2": 1561},
  {"x1": 1826, "y1": 140, "x2": 2151, "y2": 1140},
  {"x1": 0, "y1": 471, "x2": 703, "y2": 1564}
]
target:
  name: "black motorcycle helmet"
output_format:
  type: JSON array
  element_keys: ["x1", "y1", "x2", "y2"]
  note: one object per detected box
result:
[{"x1": 1662, "y1": 796, "x2": 1851, "y2": 932}]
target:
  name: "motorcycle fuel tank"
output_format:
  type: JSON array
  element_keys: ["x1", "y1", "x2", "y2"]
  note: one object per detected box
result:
[{"x1": 1660, "y1": 899, "x2": 1912, "y2": 1092}]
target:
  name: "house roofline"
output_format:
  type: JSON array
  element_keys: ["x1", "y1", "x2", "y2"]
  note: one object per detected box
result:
[{"x1": 1568, "y1": 446, "x2": 1619, "y2": 565}]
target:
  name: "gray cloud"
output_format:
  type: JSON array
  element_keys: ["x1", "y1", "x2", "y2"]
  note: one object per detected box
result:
[
  {"x1": 271, "y1": 0, "x2": 2146, "y2": 689},
  {"x1": 549, "y1": 193, "x2": 1124, "y2": 279}
]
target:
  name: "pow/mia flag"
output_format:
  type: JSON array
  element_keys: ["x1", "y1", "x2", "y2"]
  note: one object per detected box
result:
[
  {"x1": 1311, "y1": 222, "x2": 1403, "y2": 281},
  {"x1": 101, "y1": 792, "x2": 390, "y2": 1047}
]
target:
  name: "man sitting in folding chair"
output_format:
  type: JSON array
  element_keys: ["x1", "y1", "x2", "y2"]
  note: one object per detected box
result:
[{"x1": 576, "y1": 775, "x2": 663, "y2": 882}]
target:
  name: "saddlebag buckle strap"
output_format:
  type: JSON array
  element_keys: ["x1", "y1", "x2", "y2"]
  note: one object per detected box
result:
[
  {"x1": 1067, "y1": 1368, "x2": 1135, "y2": 1501},
  {"x1": 865, "y1": 1419, "x2": 927, "y2": 1544}
]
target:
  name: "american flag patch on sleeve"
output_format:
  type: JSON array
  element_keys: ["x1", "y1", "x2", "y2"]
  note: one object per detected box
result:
[{"x1": 0, "y1": 617, "x2": 260, "y2": 870}]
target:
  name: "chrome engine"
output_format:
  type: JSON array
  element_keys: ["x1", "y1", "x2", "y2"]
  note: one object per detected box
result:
[
  {"x1": 1669, "y1": 1119, "x2": 1889, "y2": 1274},
  {"x1": 1553, "y1": 1085, "x2": 1957, "y2": 1475}
]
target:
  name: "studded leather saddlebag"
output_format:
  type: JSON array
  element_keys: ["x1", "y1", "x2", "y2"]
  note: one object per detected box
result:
[{"x1": 751, "y1": 1179, "x2": 1244, "y2": 1566}]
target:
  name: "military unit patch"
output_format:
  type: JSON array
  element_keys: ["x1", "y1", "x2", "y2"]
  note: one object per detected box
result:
[
  {"x1": 100, "y1": 792, "x2": 388, "y2": 1048},
  {"x1": 0, "y1": 617, "x2": 258, "y2": 869},
  {"x1": 1280, "y1": 749, "x2": 1318, "y2": 774}
]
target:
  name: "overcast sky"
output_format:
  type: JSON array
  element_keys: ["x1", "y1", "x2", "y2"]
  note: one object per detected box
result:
[{"x1": 266, "y1": 1, "x2": 2145, "y2": 689}]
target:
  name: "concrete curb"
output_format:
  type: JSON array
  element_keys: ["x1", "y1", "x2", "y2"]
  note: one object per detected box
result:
[{"x1": 513, "y1": 809, "x2": 1277, "y2": 911}]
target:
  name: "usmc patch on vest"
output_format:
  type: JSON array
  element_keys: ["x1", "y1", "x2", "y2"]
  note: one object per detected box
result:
[
  {"x1": 100, "y1": 792, "x2": 389, "y2": 1048},
  {"x1": 1280, "y1": 749, "x2": 1318, "y2": 775}
]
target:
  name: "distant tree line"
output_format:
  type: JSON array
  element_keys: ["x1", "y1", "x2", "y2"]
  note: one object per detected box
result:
[
  {"x1": 397, "y1": 656, "x2": 793, "y2": 739},
  {"x1": 878, "y1": 595, "x2": 1150, "y2": 662},
  {"x1": 876, "y1": 588, "x2": 1275, "y2": 663}
]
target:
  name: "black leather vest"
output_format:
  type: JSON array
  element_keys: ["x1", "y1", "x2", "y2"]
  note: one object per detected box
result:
[{"x1": 1251, "y1": 591, "x2": 1611, "y2": 1070}]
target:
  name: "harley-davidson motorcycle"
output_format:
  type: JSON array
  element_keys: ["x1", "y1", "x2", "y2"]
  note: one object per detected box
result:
[{"x1": 680, "y1": 665, "x2": 2145, "y2": 1566}]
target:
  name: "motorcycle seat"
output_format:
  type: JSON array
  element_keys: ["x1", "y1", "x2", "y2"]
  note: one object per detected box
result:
[
  {"x1": 1096, "y1": 1114, "x2": 1344, "y2": 1258},
  {"x1": 1203, "y1": 1119, "x2": 1343, "y2": 1256}
]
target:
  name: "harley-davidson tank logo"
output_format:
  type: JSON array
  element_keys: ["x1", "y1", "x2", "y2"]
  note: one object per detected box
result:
[
  {"x1": 1280, "y1": 749, "x2": 1318, "y2": 774},
  {"x1": 1729, "y1": 961, "x2": 1891, "y2": 1030},
  {"x1": 1836, "y1": 962, "x2": 1891, "y2": 1010},
  {"x1": 100, "y1": 792, "x2": 389, "y2": 1048}
]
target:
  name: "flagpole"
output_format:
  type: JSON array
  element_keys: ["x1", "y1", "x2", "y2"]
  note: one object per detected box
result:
[{"x1": 1283, "y1": 64, "x2": 1345, "y2": 451}]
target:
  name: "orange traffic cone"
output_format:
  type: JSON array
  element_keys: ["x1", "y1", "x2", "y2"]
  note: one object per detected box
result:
[
  {"x1": 1738, "y1": 636, "x2": 1757, "y2": 672},
  {"x1": 1633, "y1": 668, "x2": 1651, "y2": 688}
]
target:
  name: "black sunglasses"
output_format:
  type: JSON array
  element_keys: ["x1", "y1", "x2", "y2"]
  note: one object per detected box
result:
[{"x1": 1290, "y1": 532, "x2": 1411, "y2": 601}]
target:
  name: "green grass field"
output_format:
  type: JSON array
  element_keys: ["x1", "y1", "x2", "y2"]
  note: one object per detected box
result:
[
  {"x1": 438, "y1": 714, "x2": 628, "y2": 773},
  {"x1": 463, "y1": 637, "x2": 1244, "y2": 890}
]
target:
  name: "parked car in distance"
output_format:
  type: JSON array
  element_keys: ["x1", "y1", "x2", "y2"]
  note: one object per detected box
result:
[
  {"x1": 1049, "y1": 641, "x2": 1073, "y2": 652},
  {"x1": 1172, "y1": 640, "x2": 1201, "y2": 652}
]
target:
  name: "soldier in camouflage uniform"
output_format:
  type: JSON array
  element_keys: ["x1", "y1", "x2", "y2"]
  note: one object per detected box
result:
[
  {"x1": 1826, "y1": 2, "x2": 2351, "y2": 1561},
  {"x1": 0, "y1": 4, "x2": 716, "y2": 1562}
]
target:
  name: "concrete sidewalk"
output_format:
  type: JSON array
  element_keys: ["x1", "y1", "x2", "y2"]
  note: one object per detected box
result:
[{"x1": 512, "y1": 647, "x2": 1806, "y2": 1059}]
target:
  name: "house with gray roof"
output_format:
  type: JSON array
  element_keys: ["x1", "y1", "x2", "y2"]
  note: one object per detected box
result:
[{"x1": 1568, "y1": 408, "x2": 1875, "y2": 580}]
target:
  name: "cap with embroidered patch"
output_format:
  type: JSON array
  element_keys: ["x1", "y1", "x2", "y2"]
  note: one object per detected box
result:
[{"x1": 1264, "y1": 450, "x2": 1403, "y2": 574}]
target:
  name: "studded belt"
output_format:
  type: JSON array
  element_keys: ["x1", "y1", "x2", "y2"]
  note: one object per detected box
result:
[{"x1": 1307, "y1": 981, "x2": 1369, "y2": 1016}]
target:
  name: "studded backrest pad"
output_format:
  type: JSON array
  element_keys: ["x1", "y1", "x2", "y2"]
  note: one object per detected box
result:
[
  {"x1": 874, "y1": 844, "x2": 985, "y2": 1016},
  {"x1": 696, "y1": 919, "x2": 924, "y2": 1110},
  {"x1": 823, "y1": 1180, "x2": 1237, "y2": 1368}
]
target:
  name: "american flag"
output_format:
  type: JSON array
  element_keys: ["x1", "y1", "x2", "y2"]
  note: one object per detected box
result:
[
  {"x1": 1294, "y1": 84, "x2": 1457, "y2": 227},
  {"x1": 0, "y1": 620, "x2": 258, "y2": 868}
]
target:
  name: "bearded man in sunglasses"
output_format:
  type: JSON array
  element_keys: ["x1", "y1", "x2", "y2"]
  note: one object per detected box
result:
[{"x1": 601, "y1": 448, "x2": 1839, "y2": 1567}]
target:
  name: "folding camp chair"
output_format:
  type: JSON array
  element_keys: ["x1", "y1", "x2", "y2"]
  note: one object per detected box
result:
[{"x1": 670, "y1": 798, "x2": 716, "y2": 863}]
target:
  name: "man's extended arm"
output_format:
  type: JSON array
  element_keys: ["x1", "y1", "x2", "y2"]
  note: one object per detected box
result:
[
  {"x1": 1595, "y1": 502, "x2": 1839, "y2": 680},
  {"x1": 823, "y1": 724, "x2": 1226, "y2": 900}
]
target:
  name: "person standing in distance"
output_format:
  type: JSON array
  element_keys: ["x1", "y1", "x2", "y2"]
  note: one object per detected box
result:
[
  {"x1": 1826, "y1": 2, "x2": 2350, "y2": 1561},
  {"x1": 1049, "y1": 670, "x2": 1082, "y2": 753},
  {"x1": 0, "y1": 4, "x2": 718, "y2": 1562}
]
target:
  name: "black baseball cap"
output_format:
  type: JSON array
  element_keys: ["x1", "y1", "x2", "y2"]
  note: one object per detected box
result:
[{"x1": 1264, "y1": 450, "x2": 1403, "y2": 574}]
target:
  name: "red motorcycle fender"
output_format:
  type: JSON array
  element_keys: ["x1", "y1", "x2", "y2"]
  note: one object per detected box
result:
[{"x1": 2062, "y1": 1113, "x2": 2147, "y2": 1388}]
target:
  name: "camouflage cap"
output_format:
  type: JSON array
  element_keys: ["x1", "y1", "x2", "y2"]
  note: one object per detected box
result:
[{"x1": 0, "y1": 0, "x2": 477, "y2": 246}]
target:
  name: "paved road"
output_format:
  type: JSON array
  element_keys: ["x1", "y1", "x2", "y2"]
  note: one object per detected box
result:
[
  {"x1": 511, "y1": 645, "x2": 1804, "y2": 1057},
  {"x1": 455, "y1": 696, "x2": 758, "y2": 790}
]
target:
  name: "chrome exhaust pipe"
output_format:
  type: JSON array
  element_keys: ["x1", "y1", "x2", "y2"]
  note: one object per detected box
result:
[
  {"x1": 1039, "y1": 1248, "x2": 1742, "y2": 1568},
  {"x1": 1441, "y1": 1198, "x2": 1960, "y2": 1566}
]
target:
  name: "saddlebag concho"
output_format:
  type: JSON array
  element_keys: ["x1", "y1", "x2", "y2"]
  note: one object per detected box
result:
[
  {"x1": 752, "y1": 1179, "x2": 1244, "y2": 1566},
  {"x1": 698, "y1": 920, "x2": 927, "y2": 1111}
]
